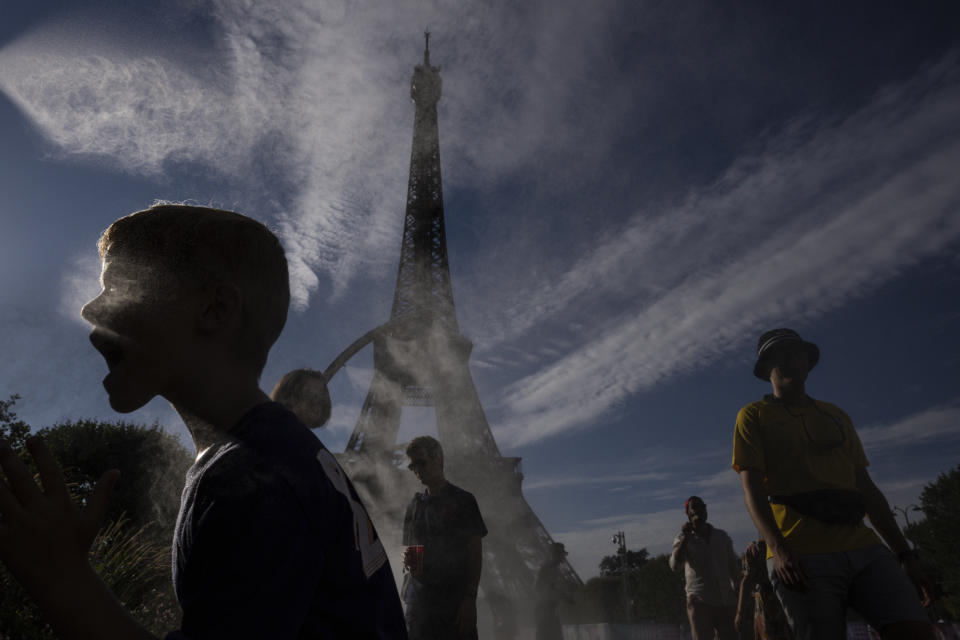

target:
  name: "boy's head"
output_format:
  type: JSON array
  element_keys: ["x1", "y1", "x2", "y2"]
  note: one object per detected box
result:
[
  {"x1": 405, "y1": 436, "x2": 444, "y2": 486},
  {"x1": 82, "y1": 204, "x2": 289, "y2": 410},
  {"x1": 270, "y1": 368, "x2": 331, "y2": 427},
  {"x1": 753, "y1": 328, "x2": 819, "y2": 382},
  {"x1": 685, "y1": 496, "x2": 707, "y2": 523}
]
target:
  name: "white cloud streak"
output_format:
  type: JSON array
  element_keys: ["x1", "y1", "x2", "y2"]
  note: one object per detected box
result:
[
  {"x1": 492, "y1": 55, "x2": 960, "y2": 446},
  {"x1": 524, "y1": 471, "x2": 669, "y2": 491},
  {"x1": 0, "y1": 0, "x2": 629, "y2": 313},
  {"x1": 859, "y1": 405, "x2": 960, "y2": 450}
]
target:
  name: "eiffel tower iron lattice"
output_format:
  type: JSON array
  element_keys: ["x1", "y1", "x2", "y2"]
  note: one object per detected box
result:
[{"x1": 324, "y1": 33, "x2": 582, "y2": 626}]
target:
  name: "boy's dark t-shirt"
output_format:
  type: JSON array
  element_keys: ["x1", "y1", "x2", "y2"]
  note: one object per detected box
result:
[{"x1": 165, "y1": 402, "x2": 408, "y2": 640}]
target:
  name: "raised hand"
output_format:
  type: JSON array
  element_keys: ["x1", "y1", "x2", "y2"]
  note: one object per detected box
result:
[{"x1": 0, "y1": 437, "x2": 119, "y2": 593}]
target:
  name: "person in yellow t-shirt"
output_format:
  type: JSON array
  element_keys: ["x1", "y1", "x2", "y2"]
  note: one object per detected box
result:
[{"x1": 732, "y1": 328, "x2": 935, "y2": 640}]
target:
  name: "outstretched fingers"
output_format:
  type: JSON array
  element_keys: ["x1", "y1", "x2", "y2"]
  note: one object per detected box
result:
[
  {"x1": 0, "y1": 439, "x2": 43, "y2": 510},
  {"x1": 80, "y1": 469, "x2": 120, "y2": 543},
  {"x1": 25, "y1": 437, "x2": 70, "y2": 504},
  {"x1": 0, "y1": 438, "x2": 119, "y2": 548},
  {"x1": 0, "y1": 476, "x2": 22, "y2": 522}
]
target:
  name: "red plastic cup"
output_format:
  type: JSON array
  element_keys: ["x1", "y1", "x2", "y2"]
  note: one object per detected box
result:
[{"x1": 405, "y1": 545, "x2": 424, "y2": 577}]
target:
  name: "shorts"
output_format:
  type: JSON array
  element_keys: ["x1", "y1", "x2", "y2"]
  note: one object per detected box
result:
[
  {"x1": 767, "y1": 544, "x2": 928, "y2": 640},
  {"x1": 405, "y1": 592, "x2": 478, "y2": 640}
]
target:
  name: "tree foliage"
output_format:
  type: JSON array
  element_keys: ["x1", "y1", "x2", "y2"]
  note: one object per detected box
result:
[
  {"x1": 631, "y1": 554, "x2": 685, "y2": 624},
  {"x1": 36, "y1": 418, "x2": 191, "y2": 537},
  {"x1": 565, "y1": 575, "x2": 626, "y2": 624},
  {"x1": 0, "y1": 514, "x2": 179, "y2": 639},
  {"x1": 599, "y1": 548, "x2": 649, "y2": 576},
  {"x1": 0, "y1": 394, "x2": 30, "y2": 450},
  {"x1": 91, "y1": 516, "x2": 181, "y2": 634},
  {"x1": 0, "y1": 396, "x2": 191, "y2": 637},
  {"x1": 566, "y1": 549, "x2": 684, "y2": 625},
  {"x1": 905, "y1": 465, "x2": 960, "y2": 620}
]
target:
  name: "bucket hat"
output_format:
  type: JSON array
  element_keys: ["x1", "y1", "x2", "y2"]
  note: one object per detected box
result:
[{"x1": 753, "y1": 328, "x2": 819, "y2": 380}]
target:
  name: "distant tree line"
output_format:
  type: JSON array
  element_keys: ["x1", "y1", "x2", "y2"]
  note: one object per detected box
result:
[
  {"x1": 563, "y1": 547, "x2": 685, "y2": 625},
  {"x1": 0, "y1": 395, "x2": 192, "y2": 639},
  {"x1": 904, "y1": 465, "x2": 960, "y2": 621}
]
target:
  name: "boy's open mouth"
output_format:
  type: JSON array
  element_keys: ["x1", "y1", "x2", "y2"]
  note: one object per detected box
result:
[{"x1": 89, "y1": 330, "x2": 125, "y2": 370}]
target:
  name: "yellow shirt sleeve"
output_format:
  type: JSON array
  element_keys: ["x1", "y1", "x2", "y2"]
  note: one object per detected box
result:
[
  {"x1": 732, "y1": 402, "x2": 765, "y2": 473},
  {"x1": 840, "y1": 407, "x2": 869, "y2": 469}
]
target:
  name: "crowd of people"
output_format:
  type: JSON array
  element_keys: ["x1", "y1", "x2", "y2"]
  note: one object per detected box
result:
[
  {"x1": 0, "y1": 205, "x2": 941, "y2": 639},
  {"x1": 669, "y1": 328, "x2": 936, "y2": 640}
]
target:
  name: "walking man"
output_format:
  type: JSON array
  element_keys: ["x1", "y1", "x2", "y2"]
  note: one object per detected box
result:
[
  {"x1": 402, "y1": 436, "x2": 487, "y2": 640},
  {"x1": 670, "y1": 496, "x2": 740, "y2": 640},
  {"x1": 535, "y1": 542, "x2": 570, "y2": 640},
  {"x1": 733, "y1": 328, "x2": 935, "y2": 639}
]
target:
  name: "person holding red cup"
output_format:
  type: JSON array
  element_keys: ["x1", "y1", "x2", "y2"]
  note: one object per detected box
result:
[{"x1": 402, "y1": 436, "x2": 487, "y2": 640}]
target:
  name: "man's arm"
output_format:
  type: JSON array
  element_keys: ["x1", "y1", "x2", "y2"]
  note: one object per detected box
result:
[
  {"x1": 0, "y1": 438, "x2": 157, "y2": 640},
  {"x1": 465, "y1": 534, "x2": 483, "y2": 595},
  {"x1": 457, "y1": 534, "x2": 483, "y2": 634},
  {"x1": 735, "y1": 541, "x2": 760, "y2": 634},
  {"x1": 668, "y1": 524, "x2": 692, "y2": 572},
  {"x1": 734, "y1": 572, "x2": 753, "y2": 633},
  {"x1": 855, "y1": 467, "x2": 933, "y2": 606},
  {"x1": 738, "y1": 468, "x2": 807, "y2": 589},
  {"x1": 726, "y1": 533, "x2": 741, "y2": 583}
]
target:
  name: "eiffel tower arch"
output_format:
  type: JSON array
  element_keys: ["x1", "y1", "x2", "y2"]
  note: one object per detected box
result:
[{"x1": 289, "y1": 34, "x2": 582, "y2": 633}]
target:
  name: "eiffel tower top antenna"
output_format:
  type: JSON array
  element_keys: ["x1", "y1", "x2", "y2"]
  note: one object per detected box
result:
[{"x1": 388, "y1": 24, "x2": 456, "y2": 336}]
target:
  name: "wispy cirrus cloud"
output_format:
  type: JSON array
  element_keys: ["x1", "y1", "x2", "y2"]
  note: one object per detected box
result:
[
  {"x1": 524, "y1": 471, "x2": 669, "y2": 491},
  {"x1": 858, "y1": 404, "x2": 960, "y2": 450},
  {"x1": 0, "y1": 0, "x2": 640, "y2": 312},
  {"x1": 490, "y1": 54, "x2": 960, "y2": 446}
]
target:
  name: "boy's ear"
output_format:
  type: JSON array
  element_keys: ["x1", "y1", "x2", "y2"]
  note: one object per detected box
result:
[{"x1": 198, "y1": 282, "x2": 242, "y2": 333}]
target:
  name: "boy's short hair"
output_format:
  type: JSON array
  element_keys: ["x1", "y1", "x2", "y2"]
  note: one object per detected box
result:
[
  {"x1": 98, "y1": 204, "x2": 289, "y2": 374},
  {"x1": 406, "y1": 435, "x2": 443, "y2": 465}
]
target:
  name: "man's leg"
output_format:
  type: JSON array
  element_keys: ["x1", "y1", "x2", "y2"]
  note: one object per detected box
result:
[
  {"x1": 407, "y1": 591, "x2": 466, "y2": 640},
  {"x1": 714, "y1": 605, "x2": 738, "y2": 640},
  {"x1": 405, "y1": 600, "x2": 430, "y2": 640},
  {"x1": 767, "y1": 554, "x2": 849, "y2": 640},
  {"x1": 686, "y1": 596, "x2": 717, "y2": 640},
  {"x1": 845, "y1": 546, "x2": 936, "y2": 640},
  {"x1": 407, "y1": 599, "x2": 449, "y2": 640}
]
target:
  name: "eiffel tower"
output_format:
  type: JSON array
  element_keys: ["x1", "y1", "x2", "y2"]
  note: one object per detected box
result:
[{"x1": 320, "y1": 34, "x2": 582, "y2": 630}]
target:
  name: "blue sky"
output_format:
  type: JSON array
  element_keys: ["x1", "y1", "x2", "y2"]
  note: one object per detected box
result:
[{"x1": 1, "y1": 0, "x2": 959, "y2": 580}]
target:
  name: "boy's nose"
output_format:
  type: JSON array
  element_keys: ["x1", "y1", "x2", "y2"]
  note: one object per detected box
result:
[{"x1": 81, "y1": 294, "x2": 105, "y2": 325}]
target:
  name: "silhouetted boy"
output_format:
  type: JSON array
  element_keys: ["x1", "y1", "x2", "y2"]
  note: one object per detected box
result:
[
  {"x1": 0, "y1": 205, "x2": 408, "y2": 639},
  {"x1": 402, "y1": 435, "x2": 486, "y2": 640},
  {"x1": 534, "y1": 542, "x2": 570, "y2": 640}
]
